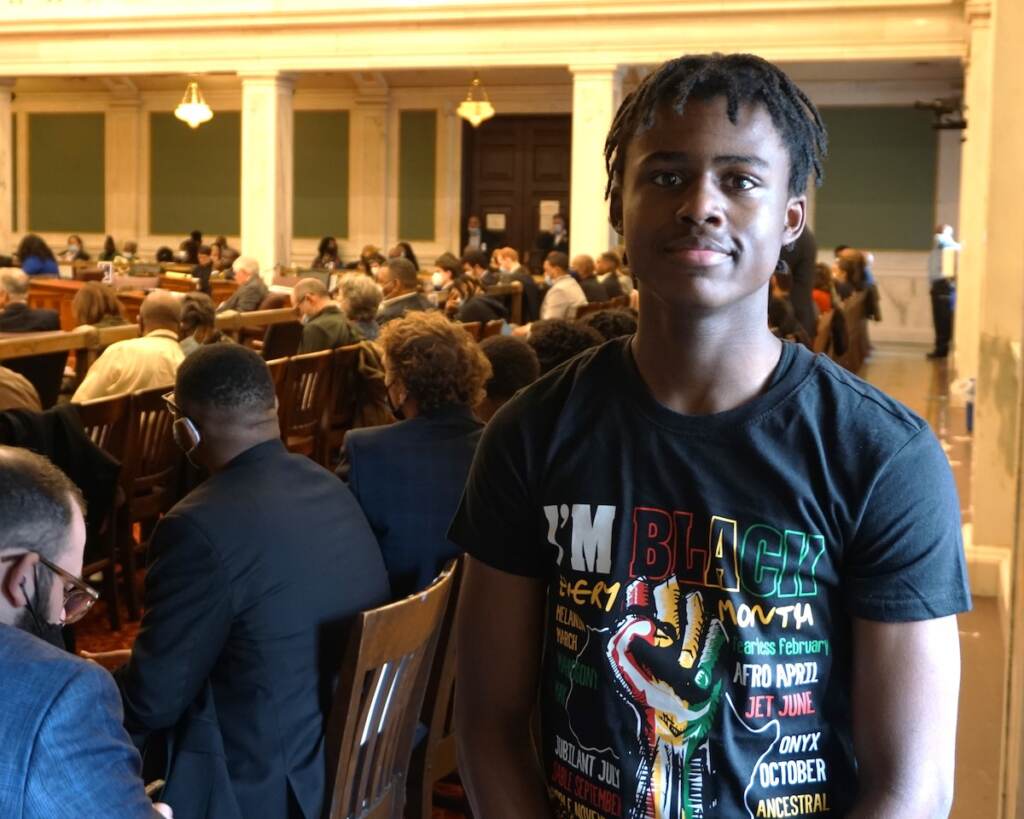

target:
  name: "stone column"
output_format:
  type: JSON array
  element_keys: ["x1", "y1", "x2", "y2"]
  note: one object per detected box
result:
[
  {"x1": 0, "y1": 80, "x2": 14, "y2": 250},
  {"x1": 569, "y1": 65, "x2": 622, "y2": 261},
  {"x1": 105, "y1": 92, "x2": 143, "y2": 246},
  {"x1": 952, "y1": 1, "x2": 994, "y2": 382},
  {"x1": 348, "y1": 88, "x2": 389, "y2": 255},
  {"x1": 240, "y1": 73, "x2": 294, "y2": 275}
]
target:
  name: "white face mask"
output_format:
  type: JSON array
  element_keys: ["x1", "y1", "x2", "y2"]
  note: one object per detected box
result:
[{"x1": 431, "y1": 271, "x2": 445, "y2": 289}]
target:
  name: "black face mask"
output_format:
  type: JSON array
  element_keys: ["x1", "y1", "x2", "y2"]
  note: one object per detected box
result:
[{"x1": 19, "y1": 575, "x2": 66, "y2": 652}]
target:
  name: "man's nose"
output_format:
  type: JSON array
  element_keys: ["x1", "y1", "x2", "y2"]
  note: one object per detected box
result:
[{"x1": 674, "y1": 174, "x2": 725, "y2": 228}]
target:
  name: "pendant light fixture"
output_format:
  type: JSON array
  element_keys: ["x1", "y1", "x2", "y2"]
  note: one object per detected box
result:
[
  {"x1": 456, "y1": 73, "x2": 495, "y2": 128},
  {"x1": 174, "y1": 80, "x2": 214, "y2": 129}
]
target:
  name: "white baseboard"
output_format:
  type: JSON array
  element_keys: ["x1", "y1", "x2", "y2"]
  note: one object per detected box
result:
[{"x1": 961, "y1": 522, "x2": 1012, "y2": 647}]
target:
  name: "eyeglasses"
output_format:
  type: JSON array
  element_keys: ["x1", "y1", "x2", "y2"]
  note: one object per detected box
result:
[{"x1": 1, "y1": 553, "x2": 100, "y2": 625}]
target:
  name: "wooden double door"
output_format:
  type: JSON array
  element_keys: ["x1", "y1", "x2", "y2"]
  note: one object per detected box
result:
[{"x1": 461, "y1": 115, "x2": 571, "y2": 269}]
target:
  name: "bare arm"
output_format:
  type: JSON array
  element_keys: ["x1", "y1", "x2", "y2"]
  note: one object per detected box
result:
[
  {"x1": 848, "y1": 615, "x2": 960, "y2": 818},
  {"x1": 455, "y1": 556, "x2": 553, "y2": 818}
]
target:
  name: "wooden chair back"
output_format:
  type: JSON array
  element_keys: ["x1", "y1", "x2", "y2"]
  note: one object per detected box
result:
[
  {"x1": 158, "y1": 274, "x2": 199, "y2": 293},
  {"x1": 209, "y1": 278, "x2": 238, "y2": 305},
  {"x1": 459, "y1": 321, "x2": 482, "y2": 341},
  {"x1": 277, "y1": 350, "x2": 333, "y2": 456},
  {"x1": 265, "y1": 357, "x2": 288, "y2": 389},
  {"x1": 323, "y1": 562, "x2": 458, "y2": 819},
  {"x1": 122, "y1": 385, "x2": 181, "y2": 523},
  {"x1": 260, "y1": 320, "x2": 304, "y2": 360},
  {"x1": 75, "y1": 393, "x2": 132, "y2": 631},
  {"x1": 481, "y1": 319, "x2": 504, "y2": 339},
  {"x1": 608, "y1": 294, "x2": 630, "y2": 309},
  {"x1": 405, "y1": 562, "x2": 463, "y2": 818},
  {"x1": 574, "y1": 300, "x2": 610, "y2": 319}
]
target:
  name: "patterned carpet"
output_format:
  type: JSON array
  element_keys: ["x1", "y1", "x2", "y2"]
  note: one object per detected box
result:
[{"x1": 74, "y1": 576, "x2": 473, "y2": 818}]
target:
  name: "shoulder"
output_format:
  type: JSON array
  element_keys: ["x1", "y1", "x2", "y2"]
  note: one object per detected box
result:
[{"x1": 0, "y1": 627, "x2": 99, "y2": 711}]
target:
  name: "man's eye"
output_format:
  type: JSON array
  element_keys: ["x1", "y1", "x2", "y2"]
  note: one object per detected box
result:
[
  {"x1": 727, "y1": 174, "x2": 758, "y2": 191},
  {"x1": 652, "y1": 172, "x2": 683, "y2": 187}
]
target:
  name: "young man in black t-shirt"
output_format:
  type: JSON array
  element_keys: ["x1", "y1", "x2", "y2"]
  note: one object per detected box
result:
[{"x1": 450, "y1": 53, "x2": 970, "y2": 819}]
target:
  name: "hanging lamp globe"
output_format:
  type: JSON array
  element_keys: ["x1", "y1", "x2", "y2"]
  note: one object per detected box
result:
[
  {"x1": 457, "y1": 74, "x2": 495, "y2": 128},
  {"x1": 175, "y1": 80, "x2": 214, "y2": 129}
]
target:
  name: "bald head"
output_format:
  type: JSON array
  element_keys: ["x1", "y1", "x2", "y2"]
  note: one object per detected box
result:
[
  {"x1": 293, "y1": 277, "x2": 329, "y2": 303},
  {"x1": 0, "y1": 268, "x2": 29, "y2": 302},
  {"x1": 572, "y1": 255, "x2": 596, "y2": 279},
  {"x1": 141, "y1": 290, "x2": 182, "y2": 333}
]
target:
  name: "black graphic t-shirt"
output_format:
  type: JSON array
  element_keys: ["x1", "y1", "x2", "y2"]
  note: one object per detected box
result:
[{"x1": 449, "y1": 338, "x2": 971, "y2": 819}]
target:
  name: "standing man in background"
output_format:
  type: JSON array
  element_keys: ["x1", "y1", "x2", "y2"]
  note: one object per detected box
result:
[{"x1": 927, "y1": 223, "x2": 960, "y2": 360}]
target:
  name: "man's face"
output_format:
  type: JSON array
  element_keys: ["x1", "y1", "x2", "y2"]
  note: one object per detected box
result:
[
  {"x1": 378, "y1": 266, "x2": 398, "y2": 297},
  {"x1": 292, "y1": 291, "x2": 315, "y2": 318},
  {"x1": 235, "y1": 267, "x2": 252, "y2": 285},
  {"x1": 611, "y1": 96, "x2": 804, "y2": 313},
  {"x1": 552, "y1": 217, "x2": 565, "y2": 234},
  {"x1": 28, "y1": 504, "x2": 86, "y2": 625},
  {"x1": 198, "y1": 251, "x2": 211, "y2": 265},
  {"x1": 468, "y1": 216, "x2": 481, "y2": 231},
  {"x1": 543, "y1": 259, "x2": 554, "y2": 279}
]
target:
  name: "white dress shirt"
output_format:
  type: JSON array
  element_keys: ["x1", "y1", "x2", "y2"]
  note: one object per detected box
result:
[{"x1": 72, "y1": 329, "x2": 185, "y2": 403}]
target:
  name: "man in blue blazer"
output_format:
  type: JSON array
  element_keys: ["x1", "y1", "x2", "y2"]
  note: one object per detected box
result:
[
  {"x1": 0, "y1": 446, "x2": 169, "y2": 818},
  {"x1": 115, "y1": 344, "x2": 390, "y2": 819}
]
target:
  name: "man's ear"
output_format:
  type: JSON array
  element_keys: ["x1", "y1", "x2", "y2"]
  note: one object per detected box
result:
[
  {"x1": 2, "y1": 552, "x2": 38, "y2": 609},
  {"x1": 782, "y1": 195, "x2": 807, "y2": 247}
]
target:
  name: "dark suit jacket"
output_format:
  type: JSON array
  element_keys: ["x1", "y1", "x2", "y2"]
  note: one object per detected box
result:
[
  {"x1": 780, "y1": 225, "x2": 817, "y2": 338},
  {"x1": 456, "y1": 295, "x2": 507, "y2": 324},
  {"x1": 345, "y1": 405, "x2": 482, "y2": 598},
  {"x1": 0, "y1": 303, "x2": 59, "y2": 333},
  {"x1": 0, "y1": 626, "x2": 159, "y2": 818},
  {"x1": 579, "y1": 277, "x2": 609, "y2": 304},
  {"x1": 116, "y1": 439, "x2": 390, "y2": 819},
  {"x1": 376, "y1": 291, "x2": 434, "y2": 325},
  {"x1": 507, "y1": 268, "x2": 541, "y2": 323},
  {"x1": 193, "y1": 262, "x2": 214, "y2": 294},
  {"x1": 216, "y1": 276, "x2": 269, "y2": 313}
]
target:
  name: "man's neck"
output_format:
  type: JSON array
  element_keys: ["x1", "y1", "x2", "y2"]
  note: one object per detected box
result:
[
  {"x1": 206, "y1": 431, "x2": 279, "y2": 474},
  {"x1": 4, "y1": 299, "x2": 26, "y2": 309},
  {"x1": 632, "y1": 288, "x2": 783, "y2": 416},
  {"x1": 390, "y1": 286, "x2": 417, "y2": 300}
]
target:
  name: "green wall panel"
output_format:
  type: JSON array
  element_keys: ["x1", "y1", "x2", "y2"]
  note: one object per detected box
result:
[
  {"x1": 28, "y1": 113, "x2": 105, "y2": 233},
  {"x1": 815, "y1": 107, "x2": 937, "y2": 251},
  {"x1": 293, "y1": 110, "x2": 349, "y2": 238},
  {"x1": 398, "y1": 110, "x2": 436, "y2": 241},
  {"x1": 150, "y1": 111, "x2": 240, "y2": 236}
]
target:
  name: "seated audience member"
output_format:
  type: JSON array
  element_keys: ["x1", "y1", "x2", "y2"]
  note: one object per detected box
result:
[
  {"x1": 496, "y1": 247, "x2": 541, "y2": 322},
  {"x1": 476, "y1": 335, "x2": 540, "y2": 422},
  {"x1": 15, "y1": 234, "x2": 59, "y2": 278},
  {"x1": 0, "y1": 447, "x2": 172, "y2": 818},
  {"x1": 347, "y1": 244, "x2": 383, "y2": 275},
  {"x1": 341, "y1": 312, "x2": 489, "y2": 597},
  {"x1": 59, "y1": 235, "x2": 90, "y2": 263},
  {"x1": 431, "y1": 252, "x2": 462, "y2": 296},
  {"x1": 376, "y1": 257, "x2": 433, "y2": 325},
  {"x1": 155, "y1": 246, "x2": 175, "y2": 264},
  {"x1": 215, "y1": 256, "x2": 268, "y2": 313},
  {"x1": 72, "y1": 291, "x2": 184, "y2": 402},
  {"x1": 572, "y1": 254, "x2": 609, "y2": 303},
  {"x1": 539, "y1": 251, "x2": 587, "y2": 321},
  {"x1": 444, "y1": 276, "x2": 508, "y2": 325},
  {"x1": 116, "y1": 345, "x2": 389, "y2": 818},
  {"x1": 179, "y1": 293, "x2": 229, "y2": 356},
  {"x1": 71, "y1": 282, "x2": 127, "y2": 328},
  {"x1": 312, "y1": 236, "x2": 341, "y2": 270},
  {"x1": 527, "y1": 319, "x2": 603, "y2": 375},
  {"x1": 0, "y1": 269, "x2": 59, "y2": 332},
  {"x1": 577, "y1": 308, "x2": 638, "y2": 341},
  {"x1": 192, "y1": 245, "x2": 214, "y2": 294},
  {"x1": 0, "y1": 365, "x2": 42, "y2": 411},
  {"x1": 387, "y1": 241, "x2": 420, "y2": 271},
  {"x1": 596, "y1": 250, "x2": 632, "y2": 298},
  {"x1": 812, "y1": 262, "x2": 835, "y2": 315},
  {"x1": 461, "y1": 249, "x2": 491, "y2": 284},
  {"x1": 98, "y1": 235, "x2": 118, "y2": 262},
  {"x1": 179, "y1": 230, "x2": 202, "y2": 265},
  {"x1": 338, "y1": 272, "x2": 383, "y2": 342},
  {"x1": 292, "y1": 277, "x2": 362, "y2": 354},
  {"x1": 122, "y1": 240, "x2": 140, "y2": 262}
]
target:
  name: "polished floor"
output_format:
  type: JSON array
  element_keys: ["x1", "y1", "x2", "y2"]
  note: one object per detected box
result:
[{"x1": 861, "y1": 343, "x2": 1003, "y2": 819}]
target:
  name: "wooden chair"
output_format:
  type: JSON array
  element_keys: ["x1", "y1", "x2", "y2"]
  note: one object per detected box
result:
[
  {"x1": 76, "y1": 393, "x2": 132, "y2": 630},
  {"x1": 574, "y1": 300, "x2": 610, "y2": 320},
  {"x1": 481, "y1": 319, "x2": 504, "y2": 339},
  {"x1": 158, "y1": 274, "x2": 199, "y2": 293},
  {"x1": 323, "y1": 562, "x2": 458, "y2": 819},
  {"x1": 265, "y1": 357, "x2": 288, "y2": 389},
  {"x1": 405, "y1": 561, "x2": 463, "y2": 818},
  {"x1": 458, "y1": 321, "x2": 482, "y2": 341},
  {"x1": 119, "y1": 385, "x2": 183, "y2": 618},
  {"x1": 209, "y1": 278, "x2": 238, "y2": 305},
  {"x1": 260, "y1": 320, "x2": 304, "y2": 360},
  {"x1": 609, "y1": 294, "x2": 630, "y2": 309},
  {"x1": 276, "y1": 350, "x2": 333, "y2": 457}
]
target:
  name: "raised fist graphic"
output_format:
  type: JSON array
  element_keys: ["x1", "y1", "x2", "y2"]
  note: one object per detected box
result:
[{"x1": 607, "y1": 577, "x2": 728, "y2": 819}]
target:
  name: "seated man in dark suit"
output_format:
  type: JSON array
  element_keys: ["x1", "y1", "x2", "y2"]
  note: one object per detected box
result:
[
  {"x1": 0, "y1": 446, "x2": 170, "y2": 818},
  {"x1": 192, "y1": 244, "x2": 214, "y2": 295},
  {"x1": 0, "y1": 268, "x2": 59, "y2": 332},
  {"x1": 215, "y1": 256, "x2": 268, "y2": 313},
  {"x1": 572, "y1": 254, "x2": 609, "y2": 303},
  {"x1": 340, "y1": 311, "x2": 490, "y2": 598},
  {"x1": 376, "y1": 257, "x2": 433, "y2": 325},
  {"x1": 495, "y1": 248, "x2": 541, "y2": 323},
  {"x1": 292, "y1": 277, "x2": 362, "y2": 354},
  {"x1": 115, "y1": 345, "x2": 390, "y2": 819}
]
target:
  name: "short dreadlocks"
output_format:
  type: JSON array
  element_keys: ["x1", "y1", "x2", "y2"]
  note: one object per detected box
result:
[{"x1": 604, "y1": 53, "x2": 827, "y2": 199}]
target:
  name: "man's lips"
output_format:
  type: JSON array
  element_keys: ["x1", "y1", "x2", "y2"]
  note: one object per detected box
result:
[{"x1": 664, "y1": 244, "x2": 733, "y2": 266}]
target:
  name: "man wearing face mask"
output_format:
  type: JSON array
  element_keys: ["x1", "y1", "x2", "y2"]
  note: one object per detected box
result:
[
  {"x1": 462, "y1": 214, "x2": 496, "y2": 256},
  {"x1": 0, "y1": 446, "x2": 173, "y2": 818},
  {"x1": 114, "y1": 344, "x2": 389, "y2": 819},
  {"x1": 376, "y1": 257, "x2": 433, "y2": 325}
]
